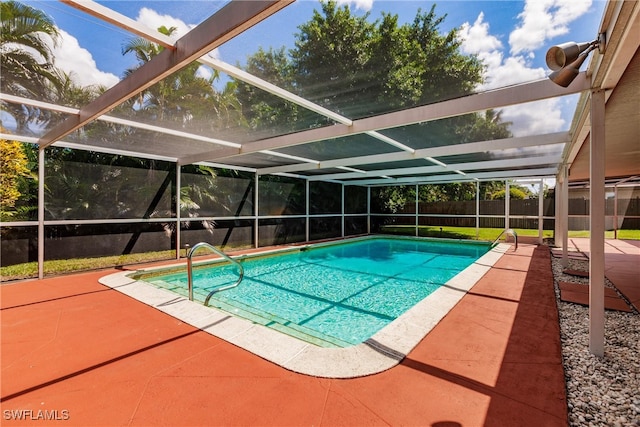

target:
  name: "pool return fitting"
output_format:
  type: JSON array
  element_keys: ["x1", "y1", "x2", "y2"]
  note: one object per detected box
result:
[{"x1": 186, "y1": 242, "x2": 244, "y2": 306}]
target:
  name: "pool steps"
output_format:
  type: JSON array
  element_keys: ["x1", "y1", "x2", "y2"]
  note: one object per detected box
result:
[
  {"x1": 186, "y1": 242, "x2": 244, "y2": 304},
  {"x1": 144, "y1": 277, "x2": 350, "y2": 348}
]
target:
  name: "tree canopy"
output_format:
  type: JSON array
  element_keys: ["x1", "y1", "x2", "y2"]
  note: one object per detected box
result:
[
  {"x1": 0, "y1": 0, "x2": 63, "y2": 132},
  {"x1": 235, "y1": 1, "x2": 501, "y2": 135},
  {"x1": 2, "y1": 0, "x2": 518, "y2": 222}
]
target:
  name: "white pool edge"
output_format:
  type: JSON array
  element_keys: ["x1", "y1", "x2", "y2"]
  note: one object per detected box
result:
[{"x1": 99, "y1": 241, "x2": 508, "y2": 378}]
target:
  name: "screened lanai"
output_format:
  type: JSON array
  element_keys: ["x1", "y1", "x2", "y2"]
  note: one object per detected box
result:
[{"x1": 1, "y1": 0, "x2": 639, "y2": 355}]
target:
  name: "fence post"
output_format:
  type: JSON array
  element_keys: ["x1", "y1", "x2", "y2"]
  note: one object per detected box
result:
[
  {"x1": 505, "y1": 180, "x2": 510, "y2": 230},
  {"x1": 254, "y1": 173, "x2": 259, "y2": 248},
  {"x1": 415, "y1": 184, "x2": 419, "y2": 237},
  {"x1": 175, "y1": 162, "x2": 181, "y2": 259},
  {"x1": 38, "y1": 148, "x2": 45, "y2": 279},
  {"x1": 475, "y1": 181, "x2": 480, "y2": 239},
  {"x1": 538, "y1": 179, "x2": 544, "y2": 244},
  {"x1": 367, "y1": 187, "x2": 371, "y2": 234}
]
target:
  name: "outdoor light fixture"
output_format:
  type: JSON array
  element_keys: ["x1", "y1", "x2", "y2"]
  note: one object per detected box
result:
[{"x1": 546, "y1": 33, "x2": 606, "y2": 87}]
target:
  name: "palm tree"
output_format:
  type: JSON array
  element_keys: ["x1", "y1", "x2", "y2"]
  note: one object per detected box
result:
[
  {"x1": 121, "y1": 26, "x2": 175, "y2": 119},
  {"x1": 121, "y1": 26, "x2": 214, "y2": 124},
  {"x1": 54, "y1": 72, "x2": 105, "y2": 108},
  {"x1": 1, "y1": 0, "x2": 63, "y2": 132},
  {"x1": 120, "y1": 26, "x2": 243, "y2": 135}
]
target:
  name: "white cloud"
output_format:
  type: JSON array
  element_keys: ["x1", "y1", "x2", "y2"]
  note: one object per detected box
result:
[
  {"x1": 336, "y1": 0, "x2": 374, "y2": 12},
  {"x1": 459, "y1": 12, "x2": 506, "y2": 89},
  {"x1": 135, "y1": 8, "x2": 221, "y2": 60},
  {"x1": 459, "y1": 13, "x2": 503, "y2": 56},
  {"x1": 501, "y1": 99, "x2": 566, "y2": 136},
  {"x1": 509, "y1": 0, "x2": 592, "y2": 55},
  {"x1": 196, "y1": 65, "x2": 214, "y2": 80},
  {"x1": 483, "y1": 56, "x2": 547, "y2": 89},
  {"x1": 459, "y1": 12, "x2": 545, "y2": 90},
  {"x1": 458, "y1": 9, "x2": 568, "y2": 136},
  {"x1": 50, "y1": 30, "x2": 119, "y2": 89},
  {"x1": 135, "y1": 7, "x2": 194, "y2": 40}
]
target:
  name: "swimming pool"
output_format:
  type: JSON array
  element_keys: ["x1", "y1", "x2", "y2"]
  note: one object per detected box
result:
[
  {"x1": 139, "y1": 237, "x2": 490, "y2": 347},
  {"x1": 100, "y1": 236, "x2": 508, "y2": 377}
]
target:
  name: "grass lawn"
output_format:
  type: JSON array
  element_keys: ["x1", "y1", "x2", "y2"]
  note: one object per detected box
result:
[
  {"x1": 380, "y1": 225, "x2": 552, "y2": 241},
  {"x1": 2, "y1": 227, "x2": 639, "y2": 282},
  {"x1": 380, "y1": 225, "x2": 640, "y2": 241},
  {"x1": 0, "y1": 250, "x2": 183, "y2": 282}
]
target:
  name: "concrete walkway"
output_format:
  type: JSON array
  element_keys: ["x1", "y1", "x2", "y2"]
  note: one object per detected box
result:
[
  {"x1": 1, "y1": 243, "x2": 568, "y2": 426},
  {"x1": 569, "y1": 238, "x2": 640, "y2": 311}
]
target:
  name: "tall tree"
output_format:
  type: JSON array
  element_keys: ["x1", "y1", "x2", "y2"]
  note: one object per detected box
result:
[
  {"x1": 237, "y1": 1, "x2": 509, "y2": 212},
  {"x1": 0, "y1": 0, "x2": 63, "y2": 132},
  {"x1": 291, "y1": 2, "x2": 377, "y2": 118},
  {"x1": 235, "y1": 1, "x2": 507, "y2": 143},
  {"x1": 291, "y1": 2, "x2": 485, "y2": 117},
  {"x1": 234, "y1": 47, "x2": 309, "y2": 137},
  {"x1": 53, "y1": 72, "x2": 105, "y2": 108},
  {"x1": 122, "y1": 26, "x2": 203, "y2": 124},
  {"x1": 120, "y1": 25, "x2": 243, "y2": 135}
]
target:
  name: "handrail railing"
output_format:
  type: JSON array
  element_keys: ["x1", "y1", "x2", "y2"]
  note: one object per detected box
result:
[
  {"x1": 491, "y1": 228, "x2": 518, "y2": 250},
  {"x1": 186, "y1": 242, "x2": 244, "y2": 305}
]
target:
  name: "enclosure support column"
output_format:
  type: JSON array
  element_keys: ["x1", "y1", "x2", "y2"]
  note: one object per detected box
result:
[
  {"x1": 505, "y1": 180, "x2": 510, "y2": 230},
  {"x1": 415, "y1": 184, "x2": 419, "y2": 237},
  {"x1": 538, "y1": 179, "x2": 544, "y2": 244},
  {"x1": 254, "y1": 173, "x2": 259, "y2": 248},
  {"x1": 614, "y1": 183, "x2": 619, "y2": 239},
  {"x1": 561, "y1": 165, "x2": 569, "y2": 267},
  {"x1": 554, "y1": 175, "x2": 562, "y2": 247},
  {"x1": 367, "y1": 187, "x2": 371, "y2": 234},
  {"x1": 589, "y1": 89, "x2": 606, "y2": 357},
  {"x1": 555, "y1": 165, "x2": 569, "y2": 267},
  {"x1": 475, "y1": 181, "x2": 480, "y2": 239},
  {"x1": 38, "y1": 148, "x2": 45, "y2": 279},
  {"x1": 305, "y1": 180, "x2": 310, "y2": 242},
  {"x1": 175, "y1": 162, "x2": 181, "y2": 259},
  {"x1": 341, "y1": 184, "x2": 345, "y2": 238}
]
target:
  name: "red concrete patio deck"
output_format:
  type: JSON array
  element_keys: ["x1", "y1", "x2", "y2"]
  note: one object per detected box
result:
[
  {"x1": 1, "y1": 243, "x2": 568, "y2": 426},
  {"x1": 567, "y1": 238, "x2": 640, "y2": 311}
]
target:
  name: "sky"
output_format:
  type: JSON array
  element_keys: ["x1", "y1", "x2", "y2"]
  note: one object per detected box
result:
[{"x1": 23, "y1": 0, "x2": 606, "y2": 138}]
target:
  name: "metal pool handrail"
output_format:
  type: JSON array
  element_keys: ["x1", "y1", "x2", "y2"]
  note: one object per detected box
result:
[
  {"x1": 186, "y1": 242, "x2": 244, "y2": 305},
  {"x1": 491, "y1": 228, "x2": 518, "y2": 250}
]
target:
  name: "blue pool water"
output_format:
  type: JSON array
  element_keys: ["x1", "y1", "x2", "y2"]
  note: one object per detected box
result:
[{"x1": 142, "y1": 237, "x2": 490, "y2": 347}]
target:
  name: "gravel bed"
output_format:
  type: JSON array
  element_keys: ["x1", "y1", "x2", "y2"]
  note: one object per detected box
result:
[{"x1": 551, "y1": 254, "x2": 640, "y2": 427}]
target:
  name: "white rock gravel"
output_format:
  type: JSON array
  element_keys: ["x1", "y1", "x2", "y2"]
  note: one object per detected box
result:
[{"x1": 551, "y1": 254, "x2": 640, "y2": 427}]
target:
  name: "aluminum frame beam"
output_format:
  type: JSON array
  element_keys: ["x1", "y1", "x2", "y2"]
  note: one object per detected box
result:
[
  {"x1": 38, "y1": 0, "x2": 293, "y2": 149},
  {"x1": 257, "y1": 132, "x2": 569, "y2": 175},
  {"x1": 61, "y1": 0, "x2": 176, "y2": 47},
  {"x1": 307, "y1": 155, "x2": 561, "y2": 181},
  {"x1": 60, "y1": 2, "x2": 417, "y2": 156},
  {"x1": 181, "y1": 74, "x2": 590, "y2": 164},
  {"x1": 1, "y1": 93, "x2": 242, "y2": 149},
  {"x1": 347, "y1": 168, "x2": 558, "y2": 186},
  {"x1": 2, "y1": 133, "x2": 257, "y2": 172}
]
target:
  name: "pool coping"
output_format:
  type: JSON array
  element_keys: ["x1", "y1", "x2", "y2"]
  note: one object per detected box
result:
[{"x1": 99, "y1": 237, "x2": 509, "y2": 378}]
